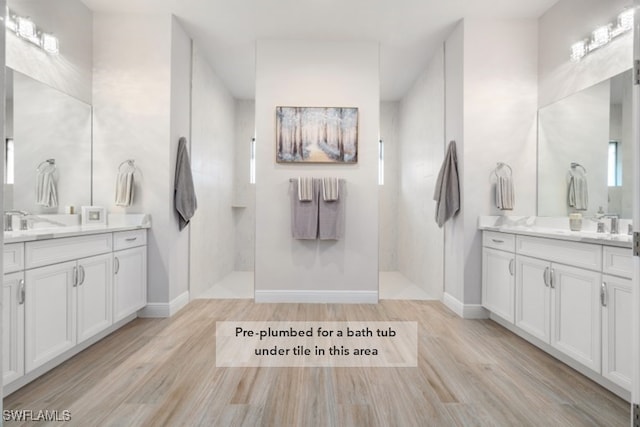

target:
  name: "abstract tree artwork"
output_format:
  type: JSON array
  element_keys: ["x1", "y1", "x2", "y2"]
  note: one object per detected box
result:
[{"x1": 276, "y1": 106, "x2": 358, "y2": 163}]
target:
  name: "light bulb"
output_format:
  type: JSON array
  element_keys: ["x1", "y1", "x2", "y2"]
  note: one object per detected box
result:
[
  {"x1": 590, "y1": 25, "x2": 611, "y2": 50},
  {"x1": 570, "y1": 41, "x2": 587, "y2": 62},
  {"x1": 617, "y1": 8, "x2": 634, "y2": 32},
  {"x1": 16, "y1": 16, "x2": 36, "y2": 40}
]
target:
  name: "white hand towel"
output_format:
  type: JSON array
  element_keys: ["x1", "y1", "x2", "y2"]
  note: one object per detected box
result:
[
  {"x1": 322, "y1": 177, "x2": 339, "y2": 202},
  {"x1": 298, "y1": 177, "x2": 314, "y2": 202},
  {"x1": 496, "y1": 175, "x2": 514, "y2": 210},
  {"x1": 36, "y1": 169, "x2": 58, "y2": 208},
  {"x1": 115, "y1": 170, "x2": 135, "y2": 207}
]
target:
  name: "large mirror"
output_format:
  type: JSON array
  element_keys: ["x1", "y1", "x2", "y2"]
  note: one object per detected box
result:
[
  {"x1": 538, "y1": 69, "x2": 632, "y2": 218},
  {"x1": 4, "y1": 68, "x2": 92, "y2": 214}
]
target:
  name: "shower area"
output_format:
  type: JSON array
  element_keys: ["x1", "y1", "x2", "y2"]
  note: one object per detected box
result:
[{"x1": 378, "y1": 46, "x2": 445, "y2": 301}]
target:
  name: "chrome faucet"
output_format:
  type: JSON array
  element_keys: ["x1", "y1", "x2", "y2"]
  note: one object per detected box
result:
[
  {"x1": 4, "y1": 210, "x2": 29, "y2": 232},
  {"x1": 602, "y1": 214, "x2": 619, "y2": 234}
]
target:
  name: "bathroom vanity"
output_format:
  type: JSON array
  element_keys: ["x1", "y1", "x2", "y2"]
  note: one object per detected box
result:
[
  {"x1": 480, "y1": 217, "x2": 632, "y2": 400},
  {"x1": 2, "y1": 216, "x2": 149, "y2": 395}
]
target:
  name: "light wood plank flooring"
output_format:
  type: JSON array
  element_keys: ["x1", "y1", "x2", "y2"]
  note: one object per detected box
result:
[{"x1": 4, "y1": 300, "x2": 629, "y2": 426}]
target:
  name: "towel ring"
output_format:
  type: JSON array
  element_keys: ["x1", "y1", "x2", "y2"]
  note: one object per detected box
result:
[
  {"x1": 492, "y1": 162, "x2": 512, "y2": 179},
  {"x1": 118, "y1": 159, "x2": 136, "y2": 173},
  {"x1": 570, "y1": 162, "x2": 587, "y2": 174},
  {"x1": 36, "y1": 159, "x2": 56, "y2": 172}
]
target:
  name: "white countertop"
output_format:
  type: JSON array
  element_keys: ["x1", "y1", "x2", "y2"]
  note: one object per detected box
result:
[
  {"x1": 478, "y1": 216, "x2": 633, "y2": 249},
  {"x1": 3, "y1": 214, "x2": 151, "y2": 244}
]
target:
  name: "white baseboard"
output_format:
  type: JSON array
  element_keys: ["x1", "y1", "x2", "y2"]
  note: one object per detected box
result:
[
  {"x1": 442, "y1": 292, "x2": 489, "y2": 319},
  {"x1": 138, "y1": 291, "x2": 190, "y2": 318},
  {"x1": 255, "y1": 290, "x2": 378, "y2": 304}
]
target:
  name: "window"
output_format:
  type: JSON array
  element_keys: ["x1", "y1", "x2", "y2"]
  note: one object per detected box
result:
[
  {"x1": 607, "y1": 140, "x2": 621, "y2": 186},
  {"x1": 378, "y1": 138, "x2": 384, "y2": 185}
]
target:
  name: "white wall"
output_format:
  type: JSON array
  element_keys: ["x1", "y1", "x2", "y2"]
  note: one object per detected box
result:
[
  {"x1": 234, "y1": 100, "x2": 256, "y2": 271},
  {"x1": 168, "y1": 17, "x2": 192, "y2": 301},
  {"x1": 397, "y1": 47, "x2": 445, "y2": 298},
  {"x1": 93, "y1": 13, "x2": 192, "y2": 307},
  {"x1": 444, "y1": 22, "x2": 465, "y2": 302},
  {"x1": 379, "y1": 101, "x2": 399, "y2": 271},
  {"x1": 538, "y1": 0, "x2": 631, "y2": 107},
  {"x1": 189, "y1": 45, "x2": 236, "y2": 297},
  {"x1": 444, "y1": 19, "x2": 538, "y2": 307},
  {"x1": 254, "y1": 40, "x2": 379, "y2": 302},
  {"x1": 7, "y1": 0, "x2": 93, "y2": 104}
]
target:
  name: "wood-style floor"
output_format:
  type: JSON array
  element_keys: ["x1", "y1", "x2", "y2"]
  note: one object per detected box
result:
[{"x1": 4, "y1": 299, "x2": 629, "y2": 426}]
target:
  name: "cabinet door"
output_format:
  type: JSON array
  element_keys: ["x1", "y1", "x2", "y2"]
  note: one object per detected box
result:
[
  {"x1": 25, "y1": 261, "x2": 77, "y2": 373},
  {"x1": 515, "y1": 255, "x2": 550, "y2": 343},
  {"x1": 482, "y1": 248, "x2": 515, "y2": 322},
  {"x1": 113, "y1": 247, "x2": 147, "y2": 322},
  {"x1": 601, "y1": 275, "x2": 632, "y2": 390},
  {"x1": 77, "y1": 253, "x2": 113, "y2": 344},
  {"x1": 550, "y1": 264, "x2": 601, "y2": 372},
  {"x1": 3, "y1": 272, "x2": 24, "y2": 384}
]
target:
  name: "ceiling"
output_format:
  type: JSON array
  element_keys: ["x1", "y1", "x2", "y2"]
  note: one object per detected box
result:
[{"x1": 81, "y1": 0, "x2": 559, "y2": 101}]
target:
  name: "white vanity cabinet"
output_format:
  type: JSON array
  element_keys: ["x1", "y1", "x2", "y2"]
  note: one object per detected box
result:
[
  {"x1": 113, "y1": 230, "x2": 147, "y2": 322},
  {"x1": 481, "y1": 232, "x2": 515, "y2": 322},
  {"x1": 3, "y1": 272, "x2": 25, "y2": 385},
  {"x1": 482, "y1": 230, "x2": 633, "y2": 396},
  {"x1": 2, "y1": 226, "x2": 148, "y2": 393},
  {"x1": 24, "y1": 234, "x2": 114, "y2": 373}
]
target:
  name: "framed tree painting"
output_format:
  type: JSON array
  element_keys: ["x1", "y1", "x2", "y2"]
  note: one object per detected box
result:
[{"x1": 276, "y1": 106, "x2": 358, "y2": 163}]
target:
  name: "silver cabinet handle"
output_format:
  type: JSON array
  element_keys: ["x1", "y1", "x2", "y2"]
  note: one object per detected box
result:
[
  {"x1": 543, "y1": 267, "x2": 549, "y2": 287},
  {"x1": 79, "y1": 265, "x2": 86, "y2": 285},
  {"x1": 73, "y1": 266, "x2": 78, "y2": 287},
  {"x1": 17, "y1": 279, "x2": 25, "y2": 305},
  {"x1": 125, "y1": 237, "x2": 137, "y2": 242},
  {"x1": 508, "y1": 259, "x2": 514, "y2": 276},
  {"x1": 114, "y1": 257, "x2": 120, "y2": 275},
  {"x1": 601, "y1": 282, "x2": 608, "y2": 307},
  {"x1": 492, "y1": 239, "x2": 504, "y2": 243},
  {"x1": 549, "y1": 268, "x2": 555, "y2": 288}
]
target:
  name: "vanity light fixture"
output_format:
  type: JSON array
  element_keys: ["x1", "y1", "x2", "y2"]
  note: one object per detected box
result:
[
  {"x1": 5, "y1": 9, "x2": 59, "y2": 55},
  {"x1": 570, "y1": 8, "x2": 635, "y2": 61},
  {"x1": 41, "y1": 33, "x2": 59, "y2": 54}
]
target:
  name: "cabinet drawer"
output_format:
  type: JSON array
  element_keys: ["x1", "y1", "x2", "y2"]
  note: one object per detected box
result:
[
  {"x1": 603, "y1": 246, "x2": 632, "y2": 279},
  {"x1": 483, "y1": 231, "x2": 515, "y2": 252},
  {"x1": 114, "y1": 230, "x2": 147, "y2": 251},
  {"x1": 516, "y1": 235, "x2": 601, "y2": 271},
  {"x1": 4, "y1": 243, "x2": 24, "y2": 274},
  {"x1": 25, "y1": 233, "x2": 113, "y2": 269}
]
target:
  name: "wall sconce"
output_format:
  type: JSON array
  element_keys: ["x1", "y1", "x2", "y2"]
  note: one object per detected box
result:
[
  {"x1": 570, "y1": 8, "x2": 634, "y2": 61},
  {"x1": 5, "y1": 10, "x2": 59, "y2": 55}
]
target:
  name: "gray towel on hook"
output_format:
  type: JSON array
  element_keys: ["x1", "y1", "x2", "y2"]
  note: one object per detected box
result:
[
  {"x1": 433, "y1": 141, "x2": 460, "y2": 227},
  {"x1": 175, "y1": 137, "x2": 197, "y2": 230},
  {"x1": 319, "y1": 179, "x2": 345, "y2": 240},
  {"x1": 291, "y1": 179, "x2": 319, "y2": 239}
]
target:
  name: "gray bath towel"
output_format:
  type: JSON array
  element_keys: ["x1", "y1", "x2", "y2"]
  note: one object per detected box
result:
[
  {"x1": 175, "y1": 137, "x2": 197, "y2": 230},
  {"x1": 319, "y1": 179, "x2": 345, "y2": 240},
  {"x1": 433, "y1": 141, "x2": 460, "y2": 227},
  {"x1": 291, "y1": 179, "x2": 319, "y2": 239}
]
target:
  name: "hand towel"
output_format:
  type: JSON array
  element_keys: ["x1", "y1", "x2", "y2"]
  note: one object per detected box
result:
[
  {"x1": 291, "y1": 178, "x2": 319, "y2": 239},
  {"x1": 433, "y1": 141, "x2": 460, "y2": 227},
  {"x1": 568, "y1": 173, "x2": 588, "y2": 211},
  {"x1": 175, "y1": 137, "x2": 198, "y2": 230},
  {"x1": 496, "y1": 175, "x2": 514, "y2": 210},
  {"x1": 319, "y1": 179, "x2": 345, "y2": 240},
  {"x1": 298, "y1": 177, "x2": 314, "y2": 202},
  {"x1": 36, "y1": 169, "x2": 58, "y2": 208},
  {"x1": 322, "y1": 177, "x2": 339, "y2": 202},
  {"x1": 115, "y1": 170, "x2": 135, "y2": 207}
]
